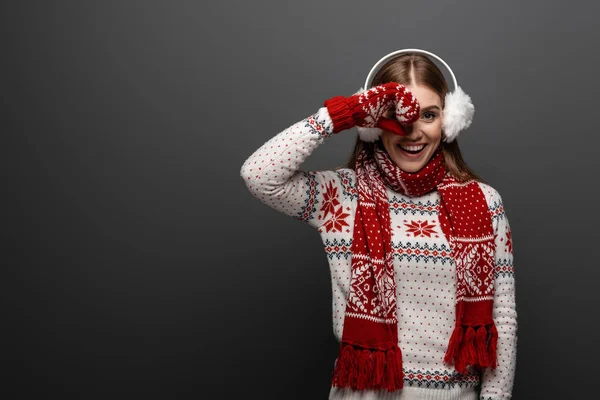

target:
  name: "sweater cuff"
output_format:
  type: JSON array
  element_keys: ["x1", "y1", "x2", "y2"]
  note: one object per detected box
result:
[{"x1": 323, "y1": 96, "x2": 354, "y2": 134}]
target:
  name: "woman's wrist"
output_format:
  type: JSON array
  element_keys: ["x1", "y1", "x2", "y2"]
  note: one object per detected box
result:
[{"x1": 323, "y1": 96, "x2": 354, "y2": 134}]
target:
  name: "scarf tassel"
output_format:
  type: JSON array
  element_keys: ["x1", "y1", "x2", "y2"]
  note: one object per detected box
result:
[
  {"x1": 332, "y1": 343, "x2": 404, "y2": 391},
  {"x1": 443, "y1": 323, "x2": 499, "y2": 374}
]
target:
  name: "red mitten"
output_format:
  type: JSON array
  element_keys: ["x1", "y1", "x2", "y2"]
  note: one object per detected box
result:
[{"x1": 324, "y1": 82, "x2": 420, "y2": 135}]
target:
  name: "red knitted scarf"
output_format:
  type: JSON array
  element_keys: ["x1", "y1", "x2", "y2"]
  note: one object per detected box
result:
[{"x1": 331, "y1": 142, "x2": 498, "y2": 392}]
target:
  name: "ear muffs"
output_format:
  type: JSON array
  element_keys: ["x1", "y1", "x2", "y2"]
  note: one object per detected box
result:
[
  {"x1": 355, "y1": 48, "x2": 475, "y2": 144},
  {"x1": 440, "y1": 85, "x2": 474, "y2": 143}
]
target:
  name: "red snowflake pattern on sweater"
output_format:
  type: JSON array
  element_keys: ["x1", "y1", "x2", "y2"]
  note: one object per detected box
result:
[
  {"x1": 402, "y1": 220, "x2": 438, "y2": 238},
  {"x1": 322, "y1": 205, "x2": 350, "y2": 233},
  {"x1": 319, "y1": 180, "x2": 341, "y2": 220}
]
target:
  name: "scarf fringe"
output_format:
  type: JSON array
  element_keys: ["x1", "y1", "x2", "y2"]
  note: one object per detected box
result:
[
  {"x1": 332, "y1": 343, "x2": 404, "y2": 392},
  {"x1": 443, "y1": 323, "x2": 499, "y2": 374}
]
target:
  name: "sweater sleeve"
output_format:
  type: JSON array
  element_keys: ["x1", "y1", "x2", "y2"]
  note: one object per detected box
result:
[
  {"x1": 479, "y1": 185, "x2": 518, "y2": 400},
  {"x1": 240, "y1": 107, "x2": 357, "y2": 230}
]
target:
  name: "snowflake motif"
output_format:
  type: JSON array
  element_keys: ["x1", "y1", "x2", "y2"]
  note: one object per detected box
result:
[
  {"x1": 347, "y1": 260, "x2": 373, "y2": 313},
  {"x1": 320, "y1": 180, "x2": 340, "y2": 219},
  {"x1": 505, "y1": 226, "x2": 513, "y2": 253},
  {"x1": 322, "y1": 205, "x2": 350, "y2": 233},
  {"x1": 481, "y1": 245, "x2": 496, "y2": 292},
  {"x1": 378, "y1": 270, "x2": 396, "y2": 315},
  {"x1": 455, "y1": 243, "x2": 484, "y2": 296},
  {"x1": 402, "y1": 220, "x2": 438, "y2": 237},
  {"x1": 455, "y1": 241, "x2": 495, "y2": 297}
]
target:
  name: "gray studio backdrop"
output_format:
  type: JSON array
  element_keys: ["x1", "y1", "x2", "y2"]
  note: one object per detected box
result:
[{"x1": 4, "y1": 0, "x2": 599, "y2": 398}]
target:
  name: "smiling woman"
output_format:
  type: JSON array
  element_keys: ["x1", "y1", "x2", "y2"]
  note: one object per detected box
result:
[
  {"x1": 338, "y1": 53, "x2": 484, "y2": 183},
  {"x1": 240, "y1": 49, "x2": 517, "y2": 400}
]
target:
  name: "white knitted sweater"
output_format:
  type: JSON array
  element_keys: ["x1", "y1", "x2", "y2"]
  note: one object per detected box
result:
[{"x1": 240, "y1": 107, "x2": 517, "y2": 400}]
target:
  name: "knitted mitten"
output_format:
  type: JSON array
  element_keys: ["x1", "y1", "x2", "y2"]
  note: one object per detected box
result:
[{"x1": 323, "y1": 82, "x2": 420, "y2": 136}]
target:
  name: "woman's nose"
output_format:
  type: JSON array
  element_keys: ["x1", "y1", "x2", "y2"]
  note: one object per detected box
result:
[{"x1": 400, "y1": 123, "x2": 417, "y2": 135}]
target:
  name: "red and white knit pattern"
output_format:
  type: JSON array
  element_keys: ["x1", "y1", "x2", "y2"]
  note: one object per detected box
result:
[{"x1": 240, "y1": 107, "x2": 517, "y2": 400}]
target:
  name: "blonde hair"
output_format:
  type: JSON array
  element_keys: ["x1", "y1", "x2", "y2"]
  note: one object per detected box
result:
[{"x1": 337, "y1": 52, "x2": 486, "y2": 184}]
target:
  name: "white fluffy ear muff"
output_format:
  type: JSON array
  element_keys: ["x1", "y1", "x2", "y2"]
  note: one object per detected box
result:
[
  {"x1": 355, "y1": 48, "x2": 475, "y2": 144},
  {"x1": 441, "y1": 85, "x2": 474, "y2": 143}
]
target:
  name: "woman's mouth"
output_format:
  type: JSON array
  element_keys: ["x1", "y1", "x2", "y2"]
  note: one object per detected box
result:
[{"x1": 396, "y1": 143, "x2": 427, "y2": 157}]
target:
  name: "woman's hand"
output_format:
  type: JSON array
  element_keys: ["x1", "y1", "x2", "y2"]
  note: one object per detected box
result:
[{"x1": 324, "y1": 82, "x2": 420, "y2": 135}]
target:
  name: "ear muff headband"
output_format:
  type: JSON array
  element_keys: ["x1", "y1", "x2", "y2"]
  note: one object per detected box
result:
[
  {"x1": 356, "y1": 48, "x2": 474, "y2": 143},
  {"x1": 364, "y1": 48, "x2": 458, "y2": 92}
]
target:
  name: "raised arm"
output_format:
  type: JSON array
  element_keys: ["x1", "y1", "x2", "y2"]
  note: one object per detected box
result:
[
  {"x1": 478, "y1": 184, "x2": 518, "y2": 399},
  {"x1": 240, "y1": 83, "x2": 420, "y2": 230},
  {"x1": 239, "y1": 107, "x2": 356, "y2": 229}
]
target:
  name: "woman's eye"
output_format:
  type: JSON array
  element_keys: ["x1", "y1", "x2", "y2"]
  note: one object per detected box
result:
[{"x1": 422, "y1": 112, "x2": 437, "y2": 121}]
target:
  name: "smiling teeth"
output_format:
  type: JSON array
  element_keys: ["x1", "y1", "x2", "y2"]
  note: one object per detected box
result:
[{"x1": 399, "y1": 144, "x2": 425, "y2": 151}]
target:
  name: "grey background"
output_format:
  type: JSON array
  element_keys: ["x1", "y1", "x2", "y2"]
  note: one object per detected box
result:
[{"x1": 3, "y1": 0, "x2": 599, "y2": 398}]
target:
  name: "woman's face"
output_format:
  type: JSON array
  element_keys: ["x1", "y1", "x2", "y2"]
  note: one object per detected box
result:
[{"x1": 380, "y1": 84, "x2": 443, "y2": 173}]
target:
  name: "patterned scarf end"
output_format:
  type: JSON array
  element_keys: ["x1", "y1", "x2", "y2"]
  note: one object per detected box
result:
[{"x1": 443, "y1": 323, "x2": 499, "y2": 374}]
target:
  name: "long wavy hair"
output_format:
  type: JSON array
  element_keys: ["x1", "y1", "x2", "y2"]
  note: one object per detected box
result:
[{"x1": 336, "y1": 53, "x2": 485, "y2": 184}]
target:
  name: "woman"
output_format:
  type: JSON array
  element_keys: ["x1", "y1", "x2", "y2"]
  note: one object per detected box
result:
[{"x1": 240, "y1": 49, "x2": 517, "y2": 400}]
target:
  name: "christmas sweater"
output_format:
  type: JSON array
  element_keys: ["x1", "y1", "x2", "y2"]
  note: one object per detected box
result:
[{"x1": 240, "y1": 107, "x2": 517, "y2": 400}]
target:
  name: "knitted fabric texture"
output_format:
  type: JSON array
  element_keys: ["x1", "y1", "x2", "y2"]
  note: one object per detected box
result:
[
  {"x1": 323, "y1": 83, "x2": 420, "y2": 136},
  {"x1": 331, "y1": 142, "x2": 498, "y2": 392}
]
